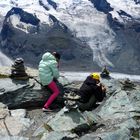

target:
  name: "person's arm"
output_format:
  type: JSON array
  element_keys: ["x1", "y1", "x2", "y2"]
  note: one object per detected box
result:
[
  {"x1": 96, "y1": 83, "x2": 106, "y2": 92},
  {"x1": 101, "y1": 84, "x2": 106, "y2": 92},
  {"x1": 50, "y1": 63, "x2": 59, "y2": 79}
]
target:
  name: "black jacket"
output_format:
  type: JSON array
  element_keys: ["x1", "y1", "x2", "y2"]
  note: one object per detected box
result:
[{"x1": 78, "y1": 76, "x2": 104, "y2": 103}]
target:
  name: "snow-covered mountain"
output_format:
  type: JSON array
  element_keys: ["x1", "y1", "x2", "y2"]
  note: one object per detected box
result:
[{"x1": 0, "y1": 0, "x2": 140, "y2": 74}]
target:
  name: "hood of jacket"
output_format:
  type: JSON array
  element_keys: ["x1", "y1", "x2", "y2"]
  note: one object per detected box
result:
[
  {"x1": 38, "y1": 52, "x2": 59, "y2": 85},
  {"x1": 42, "y1": 52, "x2": 56, "y2": 62}
]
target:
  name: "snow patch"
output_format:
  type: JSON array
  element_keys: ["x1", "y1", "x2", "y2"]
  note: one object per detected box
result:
[
  {"x1": 107, "y1": 0, "x2": 140, "y2": 19},
  {"x1": 0, "y1": 51, "x2": 13, "y2": 66},
  {"x1": 0, "y1": 0, "x2": 140, "y2": 70},
  {"x1": 9, "y1": 14, "x2": 36, "y2": 33}
]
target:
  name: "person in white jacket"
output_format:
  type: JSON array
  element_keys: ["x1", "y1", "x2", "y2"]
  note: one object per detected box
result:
[{"x1": 38, "y1": 52, "x2": 61, "y2": 111}]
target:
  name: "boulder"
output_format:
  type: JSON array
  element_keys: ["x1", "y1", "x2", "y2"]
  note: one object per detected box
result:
[
  {"x1": 0, "y1": 103, "x2": 32, "y2": 139},
  {"x1": 0, "y1": 67, "x2": 67, "y2": 109},
  {"x1": 10, "y1": 58, "x2": 28, "y2": 78},
  {"x1": 0, "y1": 77, "x2": 65, "y2": 109},
  {"x1": 40, "y1": 131, "x2": 77, "y2": 140},
  {"x1": 33, "y1": 108, "x2": 98, "y2": 139},
  {"x1": 80, "y1": 78, "x2": 140, "y2": 140},
  {"x1": 0, "y1": 67, "x2": 140, "y2": 140},
  {"x1": 32, "y1": 78, "x2": 140, "y2": 140},
  {"x1": 0, "y1": 136, "x2": 29, "y2": 140}
]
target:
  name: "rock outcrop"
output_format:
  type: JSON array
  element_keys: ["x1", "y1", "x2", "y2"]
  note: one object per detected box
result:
[
  {"x1": 0, "y1": 102, "x2": 32, "y2": 140},
  {"x1": 0, "y1": 7, "x2": 96, "y2": 71},
  {"x1": 82, "y1": 78, "x2": 140, "y2": 140},
  {"x1": 1, "y1": 0, "x2": 140, "y2": 74},
  {"x1": 33, "y1": 78, "x2": 140, "y2": 140},
  {"x1": 11, "y1": 58, "x2": 28, "y2": 78},
  {"x1": 0, "y1": 67, "x2": 140, "y2": 140},
  {"x1": 0, "y1": 0, "x2": 140, "y2": 74},
  {"x1": 0, "y1": 67, "x2": 66, "y2": 109}
]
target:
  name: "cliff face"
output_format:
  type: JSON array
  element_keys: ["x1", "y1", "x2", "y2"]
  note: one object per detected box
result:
[
  {"x1": 0, "y1": 0, "x2": 140, "y2": 74},
  {"x1": 0, "y1": 7, "x2": 96, "y2": 71}
]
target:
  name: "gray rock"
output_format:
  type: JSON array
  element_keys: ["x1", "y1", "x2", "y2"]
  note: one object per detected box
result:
[
  {"x1": 0, "y1": 136, "x2": 29, "y2": 140},
  {"x1": 0, "y1": 120, "x2": 9, "y2": 135},
  {"x1": 0, "y1": 71, "x2": 140, "y2": 140},
  {"x1": 11, "y1": 58, "x2": 28, "y2": 78},
  {"x1": 22, "y1": 78, "x2": 140, "y2": 140},
  {"x1": 33, "y1": 108, "x2": 97, "y2": 139},
  {"x1": 34, "y1": 78, "x2": 140, "y2": 140},
  {"x1": 5, "y1": 116, "x2": 26, "y2": 136},
  {"x1": 11, "y1": 109, "x2": 26, "y2": 118},
  {"x1": 0, "y1": 76, "x2": 65, "y2": 109},
  {"x1": 97, "y1": 88, "x2": 140, "y2": 120},
  {"x1": 0, "y1": 102, "x2": 9, "y2": 119},
  {"x1": 47, "y1": 109, "x2": 94, "y2": 131},
  {"x1": 81, "y1": 78, "x2": 140, "y2": 140},
  {"x1": 80, "y1": 118, "x2": 139, "y2": 140},
  {"x1": 10, "y1": 109, "x2": 33, "y2": 132},
  {"x1": 41, "y1": 131, "x2": 78, "y2": 140},
  {"x1": 0, "y1": 103, "x2": 32, "y2": 137}
]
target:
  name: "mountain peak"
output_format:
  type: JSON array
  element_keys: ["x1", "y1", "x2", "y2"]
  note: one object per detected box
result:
[
  {"x1": 6, "y1": 7, "x2": 40, "y2": 26},
  {"x1": 0, "y1": 0, "x2": 140, "y2": 74}
]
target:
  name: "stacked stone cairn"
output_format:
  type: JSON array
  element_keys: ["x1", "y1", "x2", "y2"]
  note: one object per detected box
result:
[
  {"x1": 10, "y1": 58, "x2": 28, "y2": 79},
  {"x1": 120, "y1": 78, "x2": 136, "y2": 90},
  {"x1": 63, "y1": 91, "x2": 80, "y2": 112}
]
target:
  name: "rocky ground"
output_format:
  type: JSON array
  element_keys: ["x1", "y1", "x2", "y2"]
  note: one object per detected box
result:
[
  {"x1": 24, "y1": 109, "x2": 57, "y2": 140},
  {"x1": 0, "y1": 67, "x2": 140, "y2": 140}
]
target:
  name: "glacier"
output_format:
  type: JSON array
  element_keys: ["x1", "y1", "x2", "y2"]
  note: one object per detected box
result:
[
  {"x1": 0, "y1": 51, "x2": 13, "y2": 66},
  {"x1": 0, "y1": 0, "x2": 140, "y2": 74}
]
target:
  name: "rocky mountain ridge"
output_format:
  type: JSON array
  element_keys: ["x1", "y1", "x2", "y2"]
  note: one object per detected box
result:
[
  {"x1": 0, "y1": 66, "x2": 140, "y2": 140},
  {"x1": 0, "y1": 0, "x2": 140, "y2": 74}
]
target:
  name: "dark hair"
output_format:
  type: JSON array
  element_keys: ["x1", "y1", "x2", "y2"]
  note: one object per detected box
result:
[{"x1": 52, "y1": 52, "x2": 61, "y2": 60}]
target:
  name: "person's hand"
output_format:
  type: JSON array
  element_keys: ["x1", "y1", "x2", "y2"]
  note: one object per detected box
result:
[
  {"x1": 96, "y1": 82, "x2": 101, "y2": 87},
  {"x1": 102, "y1": 85, "x2": 106, "y2": 92}
]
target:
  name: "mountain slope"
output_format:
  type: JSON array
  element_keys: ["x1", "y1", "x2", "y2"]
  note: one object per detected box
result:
[{"x1": 0, "y1": 0, "x2": 140, "y2": 74}]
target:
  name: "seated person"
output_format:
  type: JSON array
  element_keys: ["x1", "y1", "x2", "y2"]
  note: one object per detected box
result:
[
  {"x1": 101, "y1": 66, "x2": 110, "y2": 78},
  {"x1": 38, "y1": 51, "x2": 61, "y2": 112},
  {"x1": 77, "y1": 73, "x2": 106, "y2": 111}
]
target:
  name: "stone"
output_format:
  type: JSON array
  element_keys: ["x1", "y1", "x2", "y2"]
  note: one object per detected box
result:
[
  {"x1": 0, "y1": 120, "x2": 9, "y2": 135},
  {"x1": 0, "y1": 136, "x2": 29, "y2": 140},
  {"x1": 11, "y1": 109, "x2": 26, "y2": 118},
  {"x1": 0, "y1": 77, "x2": 65, "y2": 109},
  {"x1": 5, "y1": 116, "x2": 24, "y2": 136},
  {"x1": 0, "y1": 67, "x2": 140, "y2": 140},
  {"x1": 0, "y1": 103, "x2": 9, "y2": 119},
  {"x1": 0, "y1": 103, "x2": 32, "y2": 137},
  {"x1": 46, "y1": 109, "x2": 94, "y2": 132},
  {"x1": 11, "y1": 58, "x2": 28, "y2": 79},
  {"x1": 120, "y1": 78, "x2": 136, "y2": 90},
  {"x1": 41, "y1": 131, "x2": 78, "y2": 140},
  {"x1": 82, "y1": 78, "x2": 140, "y2": 140},
  {"x1": 34, "y1": 77, "x2": 140, "y2": 140},
  {"x1": 10, "y1": 109, "x2": 32, "y2": 132}
]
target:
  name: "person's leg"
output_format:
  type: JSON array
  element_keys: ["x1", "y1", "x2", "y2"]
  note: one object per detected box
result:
[
  {"x1": 78, "y1": 94, "x2": 96, "y2": 111},
  {"x1": 44, "y1": 81, "x2": 60, "y2": 109}
]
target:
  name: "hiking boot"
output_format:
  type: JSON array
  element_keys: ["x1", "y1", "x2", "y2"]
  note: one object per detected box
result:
[
  {"x1": 42, "y1": 107, "x2": 53, "y2": 112},
  {"x1": 63, "y1": 106, "x2": 69, "y2": 112}
]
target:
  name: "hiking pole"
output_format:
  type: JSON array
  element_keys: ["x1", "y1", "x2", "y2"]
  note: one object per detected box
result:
[{"x1": 28, "y1": 76, "x2": 43, "y2": 86}]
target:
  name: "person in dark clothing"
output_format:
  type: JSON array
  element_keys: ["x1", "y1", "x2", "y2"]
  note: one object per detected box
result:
[
  {"x1": 77, "y1": 73, "x2": 106, "y2": 111},
  {"x1": 101, "y1": 65, "x2": 110, "y2": 78}
]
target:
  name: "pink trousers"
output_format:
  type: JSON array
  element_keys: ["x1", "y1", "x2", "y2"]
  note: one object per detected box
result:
[{"x1": 44, "y1": 81, "x2": 60, "y2": 109}]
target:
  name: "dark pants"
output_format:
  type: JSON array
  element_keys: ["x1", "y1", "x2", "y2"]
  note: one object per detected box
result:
[{"x1": 78, "y1": 94, "x2": 97, "y2": 111}]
